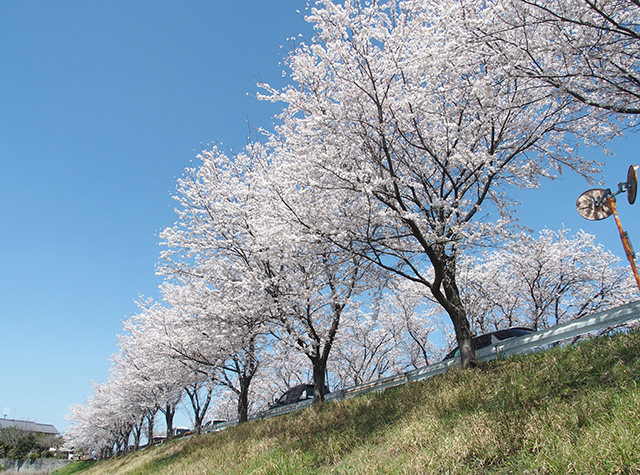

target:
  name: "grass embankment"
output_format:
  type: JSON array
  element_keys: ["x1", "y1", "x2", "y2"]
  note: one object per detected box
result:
[{"x1": 59, "y1": 330, "x2": 640, "y2": 474}]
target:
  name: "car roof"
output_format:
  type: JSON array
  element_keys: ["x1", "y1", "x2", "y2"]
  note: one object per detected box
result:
[
  {"x1": 474, "y1": 327, "x2": 534, "y2": 339},
  {"x1": 284, "y1": 383, "x2": 312, "y2": 392}
]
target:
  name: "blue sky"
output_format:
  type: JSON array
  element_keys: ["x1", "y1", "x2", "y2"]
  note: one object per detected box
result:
[{"x1": 1, "y1": 1, "x2": 638, "y2": 435}]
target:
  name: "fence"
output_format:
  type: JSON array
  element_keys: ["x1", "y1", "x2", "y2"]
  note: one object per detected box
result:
[
  {"x1": 205, "y1": 299, "x2": 640, "y2": 432},
  {"x1": 0, "y1": 458, "x2": 70, "y2": 474}
]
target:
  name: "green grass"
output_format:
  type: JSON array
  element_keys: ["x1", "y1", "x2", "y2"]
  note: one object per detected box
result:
[
  {"x1": 52, "y1": 460, "x2": 98, "y2": 474},
  {"x1": 57, "y1": 329, "x2": 640, "y2": 474}
]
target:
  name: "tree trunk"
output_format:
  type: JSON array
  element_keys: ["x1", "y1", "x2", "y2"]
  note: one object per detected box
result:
[
  {"x1": 237, "y1": 375, "x2": 252, "y2": 423},
  {"x1": 449, "y1": 301, "x2": 476, "y2": 367},
  {"x1": 115, "y1": 439, "x2": 124, "y2": 456},
  {"x1": 430, "y1": 247, "x2": 477, "y2": 368},
  {"x1": 132, "y1": 423, "x2": 142, "y2": 450},
  {"x1": 311, "y1": 356, "x2": 327, "y2": 403},
  {"x1": 445, "y1": 286, "x2": 475, "y2": 367},
  {"x1": 146, "y1": 412, "x2": 155, "y2": 445},
  {"x1": 193, "y1": 410, "x2": 205, "y2": 435},
  {"x1": 186, "y1": 381, "x2": 213, "y2": 435},
  {"x1": 164, "y1": 404, "x2": 175, "y2": 441},
  {"x1": 122, "y1": 429, "x2": 132, "y2": 454}
]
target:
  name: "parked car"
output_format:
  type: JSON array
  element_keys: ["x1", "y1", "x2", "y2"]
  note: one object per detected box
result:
[
  {"x1": 173, "y1": 427, "x2": 191, "y2": 437},
  {"x1": 202, "y1": 419, "x2": 226, "y2": 430},
  {"x1": 268, "y1": 383, "x2": 330, "y2": 409},
  {"x1": 443, "y1": 327, "x2": 535, "y2": 360}
]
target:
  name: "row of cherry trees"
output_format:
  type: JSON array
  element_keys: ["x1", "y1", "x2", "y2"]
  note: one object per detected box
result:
[
  {"x1": 65, "y1": 224, "x2": 635, "y2": 456},
  {"x1": 66, "y1": 0, "x2": 639, "y2": 457}
]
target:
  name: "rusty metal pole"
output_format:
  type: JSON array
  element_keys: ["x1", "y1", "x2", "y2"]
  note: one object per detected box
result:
[{"x1": 607, "y1": 196, "x2": 640, "y2": 292}]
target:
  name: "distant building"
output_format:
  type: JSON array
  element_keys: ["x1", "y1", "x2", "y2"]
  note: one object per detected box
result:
[{"x1": 0, "y1": 418, "x2": 59, "y2": 437}]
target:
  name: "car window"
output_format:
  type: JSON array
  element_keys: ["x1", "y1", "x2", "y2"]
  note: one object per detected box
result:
[
  {"x1": 510, "y1": 328, "x2": 533, "y2": 337},
  {"x1": 277, "y1": 390, "x2": 296, "y2": 404},
  {"x1": 474, "y1": 334, "x2": 492, "y2": 349},
  {"x1": 491, "y1": 330, "x2": 509, "y2": 340}
]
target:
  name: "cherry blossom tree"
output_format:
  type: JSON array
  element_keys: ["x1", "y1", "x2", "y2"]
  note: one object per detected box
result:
[
  {"x1": 160, "y1": 144, "x2": 376, "y2": 403},
  {"x1": 260, "y1": 0, "x2": 615, "y2": 366},
  {"x1": 182, "y1": 377, "x2": 216, "y2": 435},
  {"x1": 329, "y1": 277, "x2": 444, "y2": 387},
  {"x1": 106, "y1": 358, "x2": 157, "y2": 451},
  {"x1": 258, "y1": 151, "x2": 381, "y2": 402},
  {"x1": 118, "y1": 304, "x2": 196, "y2": 440},
  {"x1": 261, "y1": 239, "x2": 373, "y2": 401},
  {"x1": 459, "y1": 228, "x2": 638, "y2": 332},
  {"x1": 122, "y1": 306, "x2": 218, "y2": 435},
  {"x1": 485, "y1": 0, "x2": 640, "y2": 116},
  {"x1": 330, "y1": 308, "x2": 400, "y2": 387},
  {"x1": 158, "y1": 279, "x2": 267, "y2": 423},
  {"x1": 260, "y1": 341, "x2": 313, "y2": 399},
  {"x1": 66, "y1": 375, "x2": 147, "y2": 458},
  {"x1": 66, "y1": 386, "x2": 118, "y2": 459},
  {"x1": 158, "y1": 149, "x2": 282, "y2": 420},
  {"x1": 381, "y1": 279, "x2": 448, "y2": 368}
]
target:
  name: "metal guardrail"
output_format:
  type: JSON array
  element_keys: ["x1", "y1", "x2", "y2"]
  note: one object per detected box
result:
[
  {"x1": 205, "y1": 299, "x2": 640, "y2": 432},
  {"x1": 494, "y1": 299, "x2": 640, "y2": 359}
]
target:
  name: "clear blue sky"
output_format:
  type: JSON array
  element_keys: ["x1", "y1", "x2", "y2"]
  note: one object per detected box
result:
[{"x1": 1, "y1": 1, "x2": 638, "y2": 435}]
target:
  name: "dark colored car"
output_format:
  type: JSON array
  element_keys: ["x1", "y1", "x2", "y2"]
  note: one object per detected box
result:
[
  {"x1": 268, "y1": 383, "x2": 330, "y2": 409},
  {"x1": 443, "y1": 327, "x2": 535, "y2": 360},
  {"x1": 173, "y1": 427, "x2": 191, "y2": 437}
]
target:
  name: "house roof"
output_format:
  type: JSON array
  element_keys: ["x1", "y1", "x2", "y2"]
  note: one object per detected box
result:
[{"x1": 0, "y1": 418, "x2": 59, "y2": 435}]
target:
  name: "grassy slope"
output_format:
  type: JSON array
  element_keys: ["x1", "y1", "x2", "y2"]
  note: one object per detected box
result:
[{"x1": 59, "y1": 330, "x2": 640, "y2": 474}]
